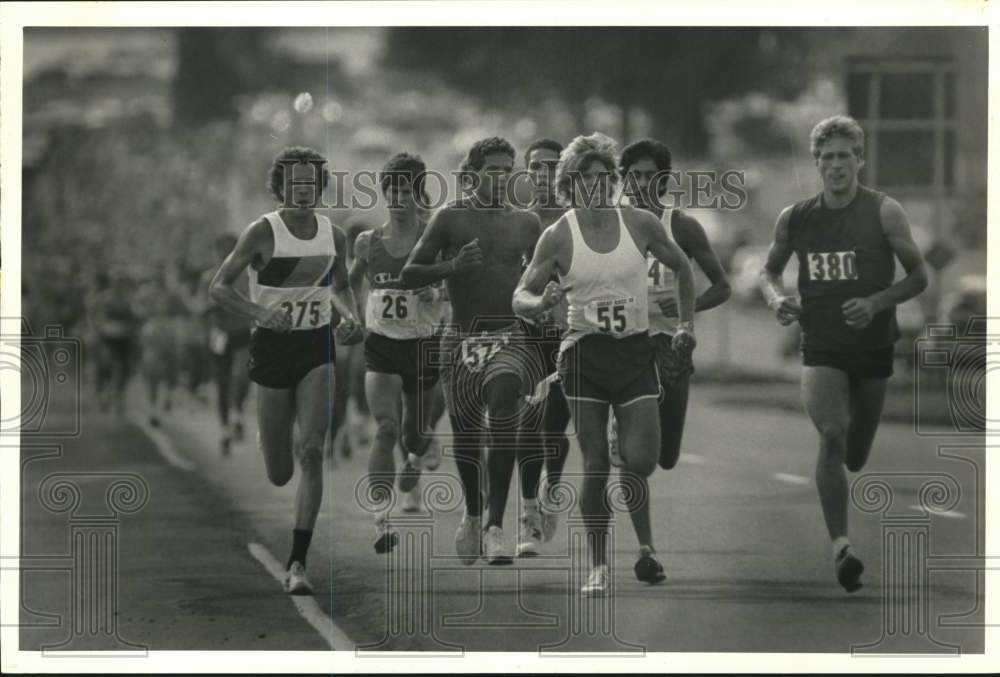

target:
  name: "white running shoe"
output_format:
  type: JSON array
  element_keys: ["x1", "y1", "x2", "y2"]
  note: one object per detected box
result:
[
  {"x1": 422, "y1": 440, "x2": 442, "y2": 471},
  {"x1": 484, "y1": 525, "x2": 512, "y2": 565},
  {"x1": 401, "y1": 481, "x2": 423, "y2": 513},
  {"x1": 516, "y1": 510, "x2": 543, "y2": 557},
  {"x1": 581, "y1": 564, "x2": 610, "y2": 597},
  {"x1": 455, "y1": 513, "x2": 483, "y2": 565},
  {"x1": 608, "y1": 416, "x2": 623, "y2": 468},
  {"x1": 285, "y1": 561, "x2": 313, "y2": 595}
]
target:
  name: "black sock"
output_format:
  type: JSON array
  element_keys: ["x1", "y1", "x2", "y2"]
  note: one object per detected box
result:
[{"x1": 287, "y1": 529, "x2": 313, "y2": 569}]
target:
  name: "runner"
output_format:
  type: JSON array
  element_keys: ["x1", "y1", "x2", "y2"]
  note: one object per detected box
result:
[
  {"x1": 349, "y1": 152, "x2": 445, "y2": 552},
  {"x1": 135, "y1": 268, "x2": 180, "y2": 427},
  {"x1": 209, "y1": 146, "x2": 364, "y2": 594},
  {"x1": 200, "y1": 233, "x2": 253, "y2": 455},
  {"x1": 401, "y1": 137, "x2": 544, "y2": 565},
  {"x1": 91, "y1": 267, "x2": 140, "y2": 417},
  {"x1": 514, "y1": 138, "x2": 573, "y2": 557},
  {"x1": 513, "y1": 132, "x2": 696, "y2": 596},
  {"x1": 760, "y1": 116, "x2": 927, "y2": 593}
]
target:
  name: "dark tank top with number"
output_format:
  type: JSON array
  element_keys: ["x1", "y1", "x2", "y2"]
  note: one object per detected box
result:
[
  {"x1": 788, "y1": 184, "x2": 899, "y2": 352},
  {"x1": 365, "y1": 225, "x2": 441, "y2": 339}
]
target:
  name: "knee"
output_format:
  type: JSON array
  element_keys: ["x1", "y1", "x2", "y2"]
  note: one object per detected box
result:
[
  {"x1": 816, "y1": 422, "x2": 847, "y2": 448},
  {"x1": 267, "y1": 465, "x2": 293, "y2": 487},
  {"x1": 374, "y1": 417, "x2": 399, "y2": 446},
  {"x1": 297, "y1": 440, "x2": 324, "y2": 473},
  {"x1": 625, "y1": 455, "x2": 656, "y2": 478}
]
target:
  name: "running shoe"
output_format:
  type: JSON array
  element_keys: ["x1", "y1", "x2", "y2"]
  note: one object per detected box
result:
[
  {"x1": 455, "y1": 513, "x2": 482, "y2": 565},
  {"x1": 608, "y1": 416, "x2": 623, "y2": 468},
  {"x1": 401, "y1": 481, "x2": 423, "y2": 513},
  {"x1": 398, "y1": 453, "x2": 422, "y2": 493},
  {"x1": 422, "y1": 440, "x2": 442, "y2": 471},
  {"x1": 484, "y1": 525, "x2": 513, "y2": 565},
  {"x1": 835, "y1": 544, "x2": 864, "y2": 593},
  {"x1": 374, "y1": 519, "x2": 399, "y2": 554},
  {"x1": 634, "y1": 549, "x2": 666, "y2": 584},
  {"x1": 284, "y1": 561, "x2": 313, "y2": 595},
  {"x1": 516, "y1": 510, "x2": 543, "y2": 557},
  {"x1": 581, "y1": 564, "x2": 610, "y2": 597}
]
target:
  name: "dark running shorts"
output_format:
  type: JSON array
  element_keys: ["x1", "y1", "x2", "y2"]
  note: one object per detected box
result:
[
  {"x1": 248, "y1": 325, "x2": 335, "y2": 389},
  {"x1": 802, "y1": 345, "x2": 895, "y2": 380},
  {"x1": 364, "y1": 331, "x2": 440, "y2": 394},
  {"x1": 440, "y1": 322, "x2": 551, "y2": 434},
  {"x1": 557, "y1": 331, "x2": 660, "y2": 406}
]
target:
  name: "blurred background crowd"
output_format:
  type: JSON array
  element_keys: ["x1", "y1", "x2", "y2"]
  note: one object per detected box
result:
[{"x1": 18, "y1": 27, "x2": 988, "y2": 418}]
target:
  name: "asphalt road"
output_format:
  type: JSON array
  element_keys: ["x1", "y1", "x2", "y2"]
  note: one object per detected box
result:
[{"x1": 19, "y1": 378, "x2": 986, "y2": 655}]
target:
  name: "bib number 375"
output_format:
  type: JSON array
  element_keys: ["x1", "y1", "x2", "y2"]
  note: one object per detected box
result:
[
  {"x1": 280, "y1": 300, "x2": 322, "y2": 328},
  {"x1": 808, "y1": 251, "x2": 858, "y2": 281}
]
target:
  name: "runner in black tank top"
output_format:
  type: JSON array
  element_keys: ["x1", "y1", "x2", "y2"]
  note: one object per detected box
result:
[
  {"x1": 349, "y1": 152, "x2": 445, "y2": 554},
  {"x1": 761, "y1": 116, "x2": 927, "y2": 593}
]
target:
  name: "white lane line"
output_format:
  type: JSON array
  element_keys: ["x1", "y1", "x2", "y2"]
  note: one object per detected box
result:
[
  {"x1": 910, "y1": 504, "x2": 966, "y2": 519},
  {"x1": 773, "y1": 472, "x2": 810, "y2": 485},
  {"x1": 128, "y1": 414, "x2": 196, "y2": 471},
  {"x1": 247, "y1": 542, "x2": 353, "y2": 651},
  {"x1": 679, "y1": 454, "x2": 705, "y2": 465}
]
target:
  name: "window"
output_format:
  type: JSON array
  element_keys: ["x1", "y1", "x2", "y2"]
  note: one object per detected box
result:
[{"x1": 846, "y1": 59, "x2": 956, "y2": 192}]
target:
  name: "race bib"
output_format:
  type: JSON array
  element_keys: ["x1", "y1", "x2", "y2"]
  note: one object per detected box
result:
[
  {"x1": 647, "y1": 258, "x2": 674, "y2": 292},
  {"x1": 460, "y1": 333, "x2": 509, "y2": 373},
  {"x1": 807, "y1": 251, "x2": 858, "y2": 282},
  {"x1": 584, "y1": 297, "x2": 641, "y2": 337},
  {"x1": 279, "y1": 299, "x2": 325, "y2": 329}
]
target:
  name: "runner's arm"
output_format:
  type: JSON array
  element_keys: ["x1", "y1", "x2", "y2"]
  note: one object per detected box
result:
[
  {"x1": 348, "y1": 230, "x2": 371, "y2": 322},
  {"x1": 513, "y1": 222, "x2": 566, "y2": 320},
  {"x1": 209, "y1": 219, "x2": 270, "y2": 323},
  {"x1": 330, "y1": 226, "x2": 361, "y2": 324},
  {"x1": 399, "y1": 208, "x2": 455, "y2": 287},
  {"x1": 868, "y1": 197, "x2": 928, "y2": 311},
  {"x1": 760, "y1": 206, "x2": 795, "y2": 308},
  {"x1": 676, "y1": 212, "x2": 731, "y2": 312},
  {"x1": 644, "y1": 213, "x2": 695, "y2": 324}
]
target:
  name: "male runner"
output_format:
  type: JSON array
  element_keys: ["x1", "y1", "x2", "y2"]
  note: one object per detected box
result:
[
  {"x1": 607, "y1": 139, "x2": 732, "y2": 579},
  {"x1": 401, "y1": 137, "x2": 544, "y2": 565},
  {"x1": 514, "y1": 133, "x2": 696, "y2": 596},
  {"x1": 350, "y1": 152, "x2": 445, "y2": 553},
  {"x1": 200, "y1": 233, "x2": 253, "y2": 455},
  {"x1": 91, "y1": 268, "x2": 140, "y2": 416},
  {"x1": 136, "y1": 269, "x2": 180, "y2": 427},
  {"x1": 760, "y1": 116, "x2": 927, "y2": 592},
  {"x1": 210, "y1": 146, "x2": 363, "y2": 594},
  {"x1": 514, "y1": 138, "x2": 573, "y2": 557}
]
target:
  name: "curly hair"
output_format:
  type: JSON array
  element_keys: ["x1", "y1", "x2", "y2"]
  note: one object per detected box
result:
[
  {"x1": 267, "y1": 146, "x2": 330, "y2": 203},
  {"x1": 555, "y1": 132, "x2": 620, "y2": 206},
  {"x1": 810, "y1": 115, "x2": 865, "y2": 159},
  {"x1": 619, "y1": 138, "x2": 672, "y2": 174},
  {"x1": 379, "y1": 152, "x2": 428, "y2": 201},
  {"x1": 464, "y1": 136, "x2": 516, "y2": 172},
  {"x1": 524, "y1": 138, "x2": 563, "y2": 166}
]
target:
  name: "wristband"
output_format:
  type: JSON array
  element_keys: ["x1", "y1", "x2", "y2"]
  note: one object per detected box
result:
[{"x1": 677, "y1": 320, "x2": 694, "y2": 334}]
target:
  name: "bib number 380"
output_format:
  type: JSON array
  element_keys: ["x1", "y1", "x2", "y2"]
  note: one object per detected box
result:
[{"x1": 808, "y1": 251, "x2": 858, "y2": 281}]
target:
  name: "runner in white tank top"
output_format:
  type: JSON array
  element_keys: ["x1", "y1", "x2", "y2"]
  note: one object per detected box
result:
[
  {"x1": 210, "y1": 147, "x2": 363, "y2": 596},
  {"x1": 513, "y1": 133, "x2": 697, "y2": 597}
]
